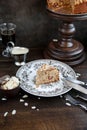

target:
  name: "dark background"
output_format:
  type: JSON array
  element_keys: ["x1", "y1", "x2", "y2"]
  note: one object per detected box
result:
[{"x1": 0, "y1": 0, "x2": 87, "y2": 48}]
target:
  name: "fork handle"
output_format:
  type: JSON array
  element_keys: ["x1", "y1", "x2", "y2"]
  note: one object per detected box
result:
[{"x1": 79, "y1": 104, "x2": 87, "y2": 111}]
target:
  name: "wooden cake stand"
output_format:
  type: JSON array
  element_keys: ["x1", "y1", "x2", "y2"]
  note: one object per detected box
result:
[{"x1": 44, "y1": 8, "x2": 87, "y2": 66}]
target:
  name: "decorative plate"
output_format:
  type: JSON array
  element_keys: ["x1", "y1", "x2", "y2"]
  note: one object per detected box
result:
[{"x1": 16, "y1": 59, "x2": 76, "y2": 97}]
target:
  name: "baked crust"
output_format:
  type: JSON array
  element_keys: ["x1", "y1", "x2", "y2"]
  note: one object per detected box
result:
[{"x1": 47, "y1": 0, "x2": 87, "y2": 14}]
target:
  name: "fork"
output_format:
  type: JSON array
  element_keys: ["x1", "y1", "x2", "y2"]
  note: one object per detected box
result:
[
  {"x1": 75, "y1": 94, "x2": 87, "y2": 101},
  {"x1": 64, "y1": 94, "x2": 87, "y2": 111}
]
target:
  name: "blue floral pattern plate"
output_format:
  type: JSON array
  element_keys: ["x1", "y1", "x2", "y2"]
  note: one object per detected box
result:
[{"x1": 16, "y1": 59, "x2": 76, "y2": 97}]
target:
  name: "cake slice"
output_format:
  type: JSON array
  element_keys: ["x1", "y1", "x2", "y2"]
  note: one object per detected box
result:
[{"x1": 36, "y1": 64, "x2": 59, "y2": 85}]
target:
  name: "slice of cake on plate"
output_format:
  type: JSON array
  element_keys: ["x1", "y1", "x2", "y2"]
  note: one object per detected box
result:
[{"x1": 36, "y1": 64, "x2": 59, "y2": 85}]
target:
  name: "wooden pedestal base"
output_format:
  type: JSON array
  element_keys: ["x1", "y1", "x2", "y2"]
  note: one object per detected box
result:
[
  {"x1": 44, "y1": 40, "x2": 86, "y2": 66},
  {"x1": 44, "y1": 9, "x2": 87, "y2": 66}
]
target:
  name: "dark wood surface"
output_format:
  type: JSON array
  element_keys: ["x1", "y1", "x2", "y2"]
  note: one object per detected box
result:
[{"x1": 0, "y1": 47, "x2": 87, "y2": 130}]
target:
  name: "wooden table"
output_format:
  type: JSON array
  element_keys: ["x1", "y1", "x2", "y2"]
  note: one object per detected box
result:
[{"x1": 0, "y1": 48, "x2": 87, "y2": 130}]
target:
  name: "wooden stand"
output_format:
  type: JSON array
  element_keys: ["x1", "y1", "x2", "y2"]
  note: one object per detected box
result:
[{"x1": 44, "y1": 9, "x2": 87, "y2": 66}]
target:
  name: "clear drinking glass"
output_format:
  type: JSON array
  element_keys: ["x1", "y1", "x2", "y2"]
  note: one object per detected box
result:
[
  {"x1": 0, "y1": 23, "x2": 16, "y2": 57},
  {"x1": 0, "y1": 23, "x2": 16, "y2": 46}
]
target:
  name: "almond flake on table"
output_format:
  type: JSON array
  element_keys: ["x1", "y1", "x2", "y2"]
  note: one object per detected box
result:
[
  {"x1": 20, "y1": 99, "x2": 24, "y2": 102},
  {"x1": 38, "y1": 97, "x2": 41, "y2": 100},
  {"x1": 60, "y1": 95, "x2": 63, "y2": 98},
  {"x1": 76, "y1": 73, "x2": 81, "y2": 76},
  {"x1": 24, "y1": 102, "x2": 28, "y2": 106},
  {"x1": 22, "y1": 95, "x2": 28, "y2": 98},
  {"x1": 36, "y1": 108, "x2": 39, "y2": 111},
  {"x1": 66, "y1": 102, "x2": 71, "y2": 106},
  {"x1": 76, "y1": 73, "x2": 81, "y2": 78},
  {"x1": 4, "y1": 112, "x2": 8, "y2": 117},
  {"x1": 12, "y1": 110, "x2": 16, "y2": 115},
  {"x1": 31, "y1": 106, "x2": 36, "y2": 110},
  {"x1": 1, "y1": 98, "x2": 7, "y2": 101}
]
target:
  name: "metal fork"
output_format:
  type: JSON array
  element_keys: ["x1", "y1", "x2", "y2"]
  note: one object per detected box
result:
[
  {"x1": 75, "y1": 94, "x2": 87, "y2": 101},
  {"x1": 64, "y1": 94, "x2": 87, "y2": 111}
]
